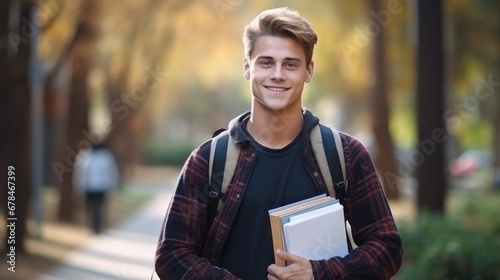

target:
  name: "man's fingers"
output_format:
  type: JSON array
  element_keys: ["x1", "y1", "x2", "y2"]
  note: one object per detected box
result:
[
  {"x1": 268, "y1": 250, "x2": 312, "y2": 279},
  {"x1": 276, "y1": 249, "x2": 303, "y2": 263}
]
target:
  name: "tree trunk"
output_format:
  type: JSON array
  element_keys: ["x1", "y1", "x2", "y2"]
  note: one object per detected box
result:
[
  {"x1": 57, "y1": 2, "x2": 95, "y2": 223},
  {"x1": 369, "y1": 0, "x2": 399, "y2": 199},
  {"x1": 0, "y1": 0, "x2": 34, "y2": 253},
  {"x1": 416, "y1": 0, "x2": 447, "y2": 214},
  {"x1": 56, "y1": 50, "x2": 90, "y2": 223}
]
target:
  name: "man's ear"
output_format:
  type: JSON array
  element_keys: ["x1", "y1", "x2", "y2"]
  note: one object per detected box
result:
[
  {"x1": 243, "y1": 58, "x2": 250, "y2": 80},
  {"x1": 305, "y1": 60, "x2": 314, "y2": 83}
]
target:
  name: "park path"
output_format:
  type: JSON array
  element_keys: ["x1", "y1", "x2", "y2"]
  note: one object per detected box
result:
[{"x1": 39, "y1": 167, "x2": 178, "y2": 280}]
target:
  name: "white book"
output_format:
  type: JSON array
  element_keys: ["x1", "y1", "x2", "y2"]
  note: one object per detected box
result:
[{"x1": 282, "y1": 201, "x2": 348, "y2": 260}]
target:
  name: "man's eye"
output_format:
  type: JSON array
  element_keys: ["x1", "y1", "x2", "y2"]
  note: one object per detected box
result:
[
  {"x1": 260, "y1": 61, "x2": 273, "y2": 67},
  {"x1": 285, "y1": 63, "x2": 297, "y2": 69}
]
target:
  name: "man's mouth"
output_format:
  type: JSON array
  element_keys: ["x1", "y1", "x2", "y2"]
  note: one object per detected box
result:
[{"x1": 264, "y1": 86, "x2": 291, "y2": 92}]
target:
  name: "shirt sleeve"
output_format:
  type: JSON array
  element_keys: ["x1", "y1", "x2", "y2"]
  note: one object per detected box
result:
[
  {"x1": 154, "y1": 141, "x2": 241, "y2": 280},
  {"x1": 310, "y1": 134, "x2": 403, "y2": 280}
]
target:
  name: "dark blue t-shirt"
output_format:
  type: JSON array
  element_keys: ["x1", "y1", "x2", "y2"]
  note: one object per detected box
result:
[{"x1": 218, "y1": 121, "x2": 318, "y2": 279}]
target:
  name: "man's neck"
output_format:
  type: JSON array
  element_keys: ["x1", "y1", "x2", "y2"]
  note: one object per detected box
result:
[{"x1": 247, "y1": 106, "x2": 303, "y2": 149}]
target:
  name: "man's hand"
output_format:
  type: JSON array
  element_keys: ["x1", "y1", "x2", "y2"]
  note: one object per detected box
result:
[{"x1": 267, "y1": 249, "x2": 313, "y2": 280}]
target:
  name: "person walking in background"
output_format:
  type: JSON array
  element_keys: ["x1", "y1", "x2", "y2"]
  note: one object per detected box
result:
[{"x1": 74, "y1": 142, "x2": 119, "y2": 234}]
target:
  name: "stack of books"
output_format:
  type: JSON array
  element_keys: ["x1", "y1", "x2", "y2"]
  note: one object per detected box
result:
[{"x1": 268, "y1": 194, "x2": 349, "y2": 266}]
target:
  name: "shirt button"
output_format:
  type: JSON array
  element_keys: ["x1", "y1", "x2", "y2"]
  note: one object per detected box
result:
[
  {"x1": 313, "y1": 172, "x2": 319, "y2": 177},
  {"x1": 236, "y1": 194, "x2": 241, "y2": 199}
]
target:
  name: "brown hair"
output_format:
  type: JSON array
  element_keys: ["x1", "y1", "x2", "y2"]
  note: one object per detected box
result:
[{"x1": 243, "y1": 7, "x2": 318, "y2": 66}]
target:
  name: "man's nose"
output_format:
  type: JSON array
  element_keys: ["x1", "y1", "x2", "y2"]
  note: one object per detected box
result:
[{"x1": 270, "y1": 66, "x2": 286, "y2": 81}]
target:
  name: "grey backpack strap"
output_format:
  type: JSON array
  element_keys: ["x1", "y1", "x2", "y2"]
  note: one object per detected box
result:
[
  {"x1": 208, "y1": 130, "x2": 240, "y2": 229},
  {"x1": 221, "y1": 138, "x2": 240, "y2": 207},
  {"x1": 310, "y1": 124, "x2": 347, "y2": 197},
  {"x1": 310, "y1": 125, "x2": 334, "y2": 197},
  {"x1": 208, "y1": 131, "x2": 229, "y2": 195},
  {"x1": 208, "y1": 130, "x2": 240, "y2": 211}
]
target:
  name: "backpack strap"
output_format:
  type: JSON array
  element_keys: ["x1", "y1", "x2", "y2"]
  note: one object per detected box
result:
[
  {"x1": 207, "y1": 130, "x2": 240, "y2": 226},
  {"x1": 310, "y1": 124, "x2": 347, "y2": 201},
  {"x1": 310, "y1": 125, "x2": 334, "y2": 197}
]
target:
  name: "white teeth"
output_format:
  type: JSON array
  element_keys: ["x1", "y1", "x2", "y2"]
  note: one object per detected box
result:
[{"x1": 266, "y1": 87, "x2": 288, "y2": 92}]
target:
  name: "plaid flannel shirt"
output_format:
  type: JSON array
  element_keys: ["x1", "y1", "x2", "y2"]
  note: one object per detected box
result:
[{"x1": 155, "y1": 109, "x2": 403, "y2": 280}]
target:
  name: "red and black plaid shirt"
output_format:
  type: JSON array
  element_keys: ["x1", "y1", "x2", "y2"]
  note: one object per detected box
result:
[{"x1": 155, "y1": 109, "x2": 403, "y2": 279}]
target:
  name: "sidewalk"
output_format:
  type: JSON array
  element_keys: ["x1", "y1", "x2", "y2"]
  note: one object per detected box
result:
[{"x1": 39, "y1": 169, "x2": 177, "y2": 280}]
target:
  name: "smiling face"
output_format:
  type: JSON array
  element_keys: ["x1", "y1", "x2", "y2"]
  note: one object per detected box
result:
[{"x1": 243, "y1": 35, "x2": 314, "y2": 114}]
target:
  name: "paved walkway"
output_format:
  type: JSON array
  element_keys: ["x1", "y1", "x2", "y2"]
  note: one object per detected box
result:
[{"x1": 39, "y1": 174, "x2": 176, "y2": 280}]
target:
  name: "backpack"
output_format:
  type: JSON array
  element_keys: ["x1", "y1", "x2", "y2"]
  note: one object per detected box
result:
[{"x1": 207, "y1": 122, "x2": 357, "y2": 251}]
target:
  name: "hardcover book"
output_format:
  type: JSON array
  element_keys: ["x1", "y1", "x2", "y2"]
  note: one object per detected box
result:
[{"x1": 268, "y1": 194, "x2": 349, "y2": 266}]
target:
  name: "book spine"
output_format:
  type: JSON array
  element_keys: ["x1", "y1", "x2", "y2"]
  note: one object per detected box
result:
[{"x1": 269, "y1": 215, "x2": 286, "y2": 266}]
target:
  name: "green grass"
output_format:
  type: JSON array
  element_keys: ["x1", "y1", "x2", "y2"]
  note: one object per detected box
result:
[{"x1": 396, "y1": 191, "x2": 500, "y2": 280}]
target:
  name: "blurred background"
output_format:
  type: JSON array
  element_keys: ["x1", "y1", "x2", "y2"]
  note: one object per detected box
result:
[{"x1": 1, "y1": 0, "x2": 499, "y2": 279}]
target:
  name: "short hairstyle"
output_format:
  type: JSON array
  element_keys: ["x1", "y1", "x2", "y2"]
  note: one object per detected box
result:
[{"x1": 243, "y1": 7, "x2": 318, "y2": 66}]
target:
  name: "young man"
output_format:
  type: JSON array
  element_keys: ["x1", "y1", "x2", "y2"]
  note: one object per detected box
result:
[{"x1": 155, "y1": 7, "x2": 403, "y2": 279}]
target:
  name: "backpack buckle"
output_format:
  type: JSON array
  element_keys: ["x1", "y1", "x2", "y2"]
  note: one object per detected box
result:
[
  {"x1": 335, "y1": 180, "x2": 347, "y2": 191},
  {"x1": 208, "y1": 190, "x2": 219, "y2": 198},
  {"x1": 207, "y1": 183, "x2": 223, "y2": 199}
]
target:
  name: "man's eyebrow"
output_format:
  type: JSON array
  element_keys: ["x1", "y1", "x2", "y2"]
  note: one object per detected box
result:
[
  {"x1": 284, "y1": 57, "x2": 302, "y2": 62},
  {"x1": 255, "y1": 55, "x2": 303, "y2": 62},
  {"x1": 255, "y1": 55, "x2": 275, "y2": 60}
]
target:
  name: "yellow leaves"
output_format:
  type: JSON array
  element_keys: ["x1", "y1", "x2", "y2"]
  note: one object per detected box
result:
[
  {"x1": 38, "y1": 0, "x2": 415, "y2": 131},
  {"x1": 165, "y1": 2, "x2": 246, "y2": 90},
  {"x1": 39, "y1": 0, "x2": 85, "y2": 59},
  {"x1": 338, "y1": 29, "x2": 373, "y2": 94}
]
